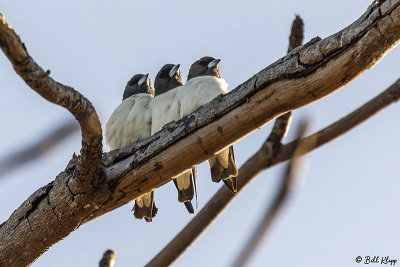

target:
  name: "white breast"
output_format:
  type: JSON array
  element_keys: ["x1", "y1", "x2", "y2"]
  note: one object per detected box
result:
[
  {"x1": 150, "y1": 87, "x2": 181, "y2": 135},
  {"x1": 105, "y1": 93, "x2": 153, "y2": 150},
  {"x1": 178, "y1": 76, "x2": 228, "y2": 117}
]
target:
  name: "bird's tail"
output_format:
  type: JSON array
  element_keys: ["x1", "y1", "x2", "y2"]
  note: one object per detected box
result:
[
  {"x1": 208, "y1": 145, "x2": 238, "y2": 193},
  {"x1": 173, "y1": 167, "x2": 197, "y2": 214},
  {"x1": 132, "y1": 191, "x2": 158, "y2": 222}
]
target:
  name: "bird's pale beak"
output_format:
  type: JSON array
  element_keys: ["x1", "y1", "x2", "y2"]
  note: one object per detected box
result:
[
  {"x1": 207, "y1": 58, "x2": 221, "y2": 69},
  {"x1": 169, "y1": 64, "x2": 180, "y2": 78},
  {"x1": 138, "y1": 73, "x2": 150, "y2": 86}
]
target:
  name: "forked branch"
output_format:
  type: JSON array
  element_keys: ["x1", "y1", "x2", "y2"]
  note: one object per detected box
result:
[
  {"x1": 1, "y1": 2, "x2": 400, "y2": 266},
  {"x1": 147, "y1": 78, "x2": 400, "y2": 266}
]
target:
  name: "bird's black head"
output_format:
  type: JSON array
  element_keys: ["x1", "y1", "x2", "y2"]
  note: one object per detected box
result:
[
  {"x1": 154, "y1": 64, "x2": 184, "y2": 96},
  {"x1": 187, "y1": 56, "x2": 221, "y2": 80},
  {"x1": 123, "y1": 73, "x2": 154, "y2": 100}
]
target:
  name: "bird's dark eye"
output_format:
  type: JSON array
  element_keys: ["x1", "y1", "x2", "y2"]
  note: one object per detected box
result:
[{"x1": 159, "y1": 70, "x2": 167, "y2": 79}]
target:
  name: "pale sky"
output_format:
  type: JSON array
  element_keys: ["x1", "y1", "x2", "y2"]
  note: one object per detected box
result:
[{"x1": 0, "y1": 1, "x2": 399, "y2": 266}]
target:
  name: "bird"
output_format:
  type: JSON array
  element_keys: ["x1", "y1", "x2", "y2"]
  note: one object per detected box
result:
[
  {"x1": 151, "y1": 64, "x2": 197, "y2": 214},
  {"x1": 105, "y1": 73, "x2": 158, "y2": 222},
  {"x1": 178, "y1": 56, "x2": 238, "y2": 193}
]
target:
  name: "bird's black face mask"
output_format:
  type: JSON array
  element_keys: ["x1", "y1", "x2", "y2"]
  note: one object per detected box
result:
[
  {"x1": 123, "y1": 74, "x2": 154, "y2": 100},
  {"x1": 154, "y1": 64, "x2": 184, "y2": 96},
  {"x1": 187, "y1": 56, "x2": 221, "y2": 80}
]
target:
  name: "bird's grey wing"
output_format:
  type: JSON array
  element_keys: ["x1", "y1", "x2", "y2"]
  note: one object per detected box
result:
[{"x1": 105, "y1": 97, "x2": 136, "y2": 150}]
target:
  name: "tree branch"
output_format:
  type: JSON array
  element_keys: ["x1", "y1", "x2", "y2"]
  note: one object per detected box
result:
[
  {"x1": 1, "y1": 2, "x2": 400, "y2": 266},
  {"x1": 0, "y1": 12, "x2": 103, "y2": 187},
  {"x1": 233, "y1": 122, "x2": 310, "y2": 267},
  {"x1": 96, "y1": 1, "x2": 400, "y2": 219},
  {"x1": 0, "y1": 120, "x2": 79, "y2": 178},
  {"x1": 146, "y1": 78, "x2": 400, "y2": 266},
  {"x1": 265, "y1": 15, "x2": 303, "y2": 159}
]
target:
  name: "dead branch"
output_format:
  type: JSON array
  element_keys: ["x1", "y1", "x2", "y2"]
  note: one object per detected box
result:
[
  {"x1": 233, "y1": 16, "x2": 304, "y2": 266},
  {"x1": 0, "y1": 120, "x2": 79, "y2": 177},
  {"x1": 146, "y1": 78, "x2": 400, "y2": 266},
  {"x1": 265, "y1": 15, "x2": 303, "y2": 161},
  {"x1": 1, "y1": 2, "x2": 400, "y2": 265},
  {"x1": 233, "y1": 122, "x2": 310, "y2": 267},
  {"x1": 0, "y1": 12, "x2": 103, "y2": 187},
  {"x1": 97, "y1": 1, "x2": 400, "y2": 219}
]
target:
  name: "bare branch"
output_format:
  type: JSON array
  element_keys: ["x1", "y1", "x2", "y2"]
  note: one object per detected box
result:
[
  {"x1": 265, "y1": 15, "x2": 303, "y2": 157},
  {"x1": 0, "y1": 120, "x2": 79, "y2": 178},
  {"x1": 97, "y1": 1, "x2": 400, "y2": 219},
  {"x1": 233, "y1": 122, "x2": 310, "y2": 267},
  {"x1": 274, "y1": 78, "x2": 400, "y2": 163},
  {"x1": 1, "y1": 2, "x2": 400, "y2": 265},
  {"x1": 146, "y1": 78, "x2": 400, "y2": 266},
  {"x1": 233, "y1": 16, "x2": 304, "y2": 266},
  {"x1": 99, "y1": 249, "x2": 116, "y2": 267},
  {"x1": 0, "y1": 12, "x2": 103, "y2": 186},
  {"x1": 288, "y1": 15, "x2": 304, "y2": 52}
]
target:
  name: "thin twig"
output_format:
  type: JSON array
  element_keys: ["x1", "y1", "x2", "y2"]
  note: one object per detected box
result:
[
  {"x1": 0, "y1": 120, "x2": 79, "y2": 178},
  {"x1": 233, "y1": 122, "x2": 310, "y2": 267},
  {"x1": 99, "y1": 249, "x2": 116, "y2": 267},
  {"x1": 146, "y1": 78, "x2": 400, "y2": 267}
]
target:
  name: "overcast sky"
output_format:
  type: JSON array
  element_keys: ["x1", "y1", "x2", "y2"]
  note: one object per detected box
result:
[{"x1": 1, "y1": 1, "x2": 399, "y2": 266}]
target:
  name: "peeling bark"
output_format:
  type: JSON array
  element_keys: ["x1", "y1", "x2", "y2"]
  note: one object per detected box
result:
[
  {"x1": 147, "y1": 78, "x2": 400, "y2": 267},
  {"x1": 95, "y1": 1, "x2": 400, "y2": 219},
  {"x1": 0, "y1": 1, "x2": 400, "y2": 266}
]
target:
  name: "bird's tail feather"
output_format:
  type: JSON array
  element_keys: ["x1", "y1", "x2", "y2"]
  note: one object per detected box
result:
[
  {"x1": 192, "y1": 166, "x2": 198, "y2": 209},
  {"x1": 132, "y1": 191, "x2": 158, "y2": 222},
  {"x1": 173, "y1": 167, "x2": 197, "y2": 214},
  {"x1": 223, "y1": 176, "x2": 237, "y2": 194},
  {"x1": 184, "y1": 201, "x2": 195, "y2": 214},
  {"x1": 208, "y1": 146, "x2": 238, "y2": 193}
]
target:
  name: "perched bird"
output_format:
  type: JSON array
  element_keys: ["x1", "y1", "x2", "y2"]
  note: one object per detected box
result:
[
  {"x1": 151, "y1": 64, "x2": 197, "y2": 214},
  {"x1": 105, "y1": 73, "x2": 158, "y2": 222},
  {"x1": 178, "y1": 56, "x2": 238, "y2": 193}
]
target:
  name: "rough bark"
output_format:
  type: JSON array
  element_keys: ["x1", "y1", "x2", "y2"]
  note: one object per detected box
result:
[
  {"x1": 0, "y1": 1, "x2": 400, "y2": 266},
  {"x1": 265, "y1": 15, "x2": 303, "y2": 159},
  {"x1": 0, "y1": 11, "x2": 105, "y2": 267},
  {"x1": 96, "y1": 0, "x2": 400, "y2": 219},
  {"x1": 0, "y1": 13, "x2": 103, "y2": 188},
  {"x1": 147, "y1": 78, "x2": 400, "y2": 267}
]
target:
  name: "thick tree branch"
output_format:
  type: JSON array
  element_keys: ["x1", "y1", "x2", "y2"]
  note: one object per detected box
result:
[
  {"x1": 0, "y1": 120, "x2": 79, "y2": 178},
  {"x1": 146, "y1": 78, "x2": 400, "y2": 266},
  {"x1": 233, "y1": 123, "x2": 309, "y2": 267},
  {"x1": 1, "y1": 2, "x2": 400, "y2": 266},
  {"x1": 97, "y1": 0, "x2": 400, "y2": 219},
  {"x1": 0, "y1": 12, "x2": 102, "y2": 187}
]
